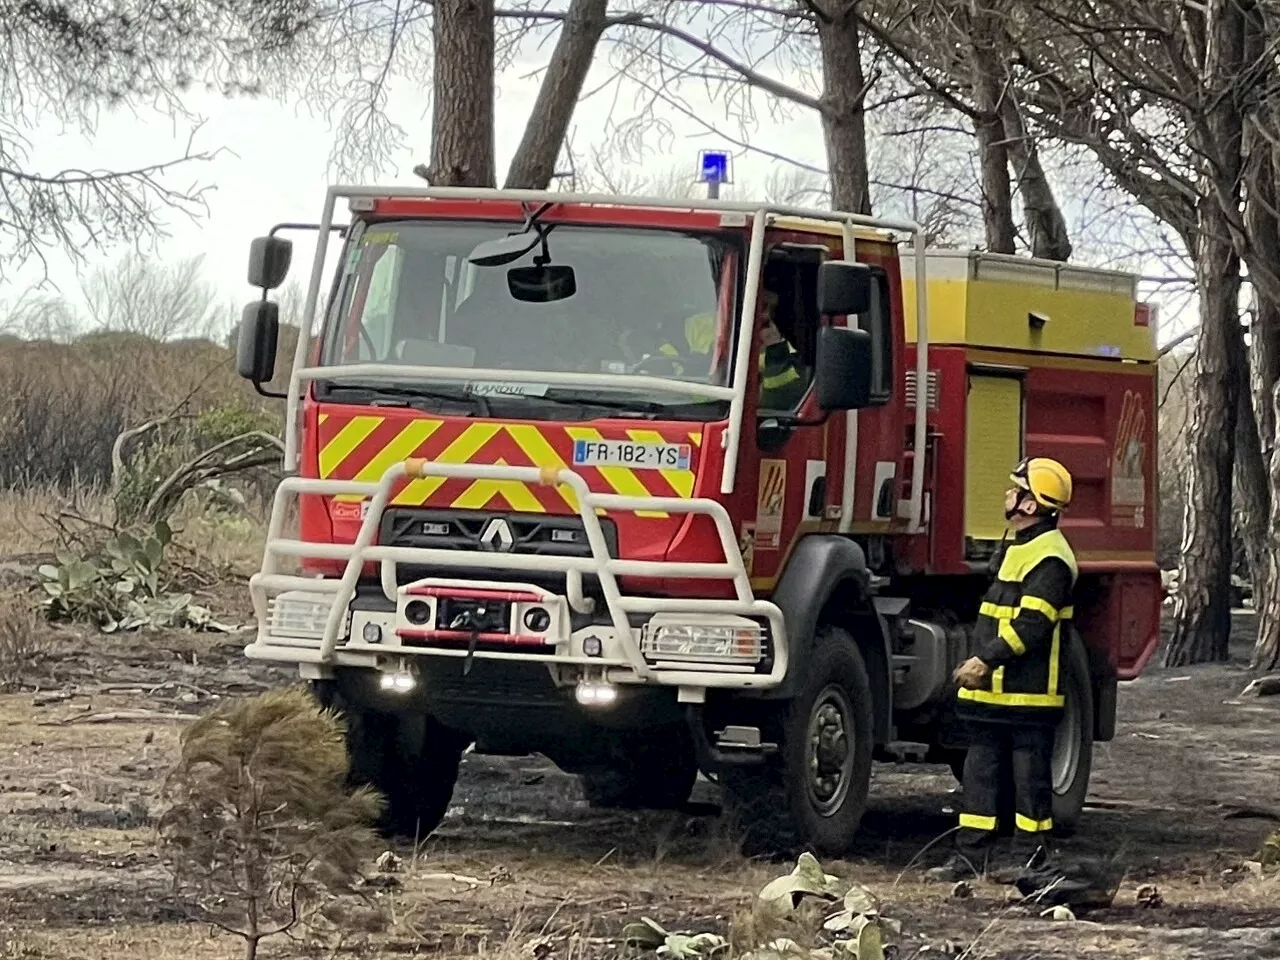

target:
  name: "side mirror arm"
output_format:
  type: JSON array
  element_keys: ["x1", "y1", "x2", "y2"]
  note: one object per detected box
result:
[{"x1": 253, "y1": 381, "x2": 288, "y2": 400}]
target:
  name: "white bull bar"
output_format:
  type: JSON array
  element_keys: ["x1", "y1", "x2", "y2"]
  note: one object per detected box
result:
[{"x1": 247, "y1": 458, "x2": 789, "y2": 690}]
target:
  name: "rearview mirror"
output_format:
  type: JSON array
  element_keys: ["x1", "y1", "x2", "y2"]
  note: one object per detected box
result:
[
  {"x1": 468, "y1": 233, "x2": 541, "y2": 267},
  {"x1": 818, "y1": 260, "x2": 872, "y2": 317},
  {"x1": 814, "y1": 325, "x2": 873, "y2": 411},
  {"x1": 508, "y1": 264, "x2": 577, "y2": 303},
  {"x1": 237, "y1": 300, "x2": 280, "y2": 383},
  {"x1": 248, "y1": 236, "x2": 293, "y2": 290}
]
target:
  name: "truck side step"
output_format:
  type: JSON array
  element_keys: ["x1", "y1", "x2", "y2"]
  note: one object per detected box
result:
[
  {"x1": 684, "y1": 706, "x2": 777, "y2": 770},
  {"x1": 715, "y1": 725, "x2": 779, "y2": 755}
]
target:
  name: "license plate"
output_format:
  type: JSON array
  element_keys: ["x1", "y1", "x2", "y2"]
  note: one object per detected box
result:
[{"x1": 572, "y1": 439, "x2": 691, "y2": 470}]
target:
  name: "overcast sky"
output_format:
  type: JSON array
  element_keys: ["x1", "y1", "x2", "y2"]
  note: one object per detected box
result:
[{"x1": 5, "y1": 28, "x2": 1192, "y2": 345}]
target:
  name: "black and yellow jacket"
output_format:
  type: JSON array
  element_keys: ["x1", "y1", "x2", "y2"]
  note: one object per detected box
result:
[
  {"x1": 957, "y1": 519, "x2": 1078, "y2": 724},
  {"x1": 759, "y1": 341, "x2": 807, "y2": 409}
]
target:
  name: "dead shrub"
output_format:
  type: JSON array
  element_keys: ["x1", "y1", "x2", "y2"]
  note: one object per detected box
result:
[
  {"x1": 157, "y1": 688, "x2": 384, "y2": 960},
  {"x1": 0, "y1": 589, "x2": 45, "y2": 691}
]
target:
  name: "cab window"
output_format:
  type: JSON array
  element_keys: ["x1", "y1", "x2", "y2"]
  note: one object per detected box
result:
[{"x1": 856, "y1": 268, "x2": 893, "y2": 405}]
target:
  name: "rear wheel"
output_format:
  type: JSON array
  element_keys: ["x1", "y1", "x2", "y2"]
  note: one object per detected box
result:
[
  {"x1": 722, "y1": 627, "x2": 874, "y2": 857},
  {"x1": 318, "y1": 685, "x2": 470, "y2": 840},
  {"x1": 1050, "y1": 629, "x2": 1094, "y2": 832},
  {"x1": 579, "y1": 724, "x2": 699, "y2": 810}
]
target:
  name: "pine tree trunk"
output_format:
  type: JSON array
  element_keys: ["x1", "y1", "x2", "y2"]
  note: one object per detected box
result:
[
  {"x1": 999, "y1": 94, "x2": 1072, "y2": 261},
  {"x1": 1255, "y1": 383, "x2": 1280, "y2": 670},
  {"x1": 1166, "y1": 220, "x2": 1244, "y2": 666},
  {"x1": 816, "y1": 3, "x2": 872, "y2": 215},
  {"x1": 1165, "y1": 0, "x2": 1247, "y2": 667},
  {"x1": 967, "y1": 2, "x2": 1016, "y2": 254},
  {"x1": 504, "y1": 0, "x2": 610, "y2": 190},
  {"x1": 428, "y1": 0, "x2": 496, "y2": 187},
  {"x1": 1236, "y1": 381, "x2": 1270, "y2": 604}
]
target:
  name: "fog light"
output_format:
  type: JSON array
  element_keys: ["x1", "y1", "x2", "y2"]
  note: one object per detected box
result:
[
  {"x1": 405, "y1": 599, "x2": 432, "y2": 625},
  {"x1": 582, "y1": 635, "x2": 603, "y2": 658},
  {"x1": 523, "y1": 606, "x2": 551, "y2": 632},
  {"x1": 362, "y1": 621, "x2": 383, "y2": 644},
  {"x1": 575, "y1": 680, "x2": 617, "y2": 707},
  {"x1": 379, "y1": 670, "x2": 416, "y2": 693}
]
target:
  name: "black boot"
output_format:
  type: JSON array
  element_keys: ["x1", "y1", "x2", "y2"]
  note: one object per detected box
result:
[{"x1": 924, "y1": 850, "x2": 986, "y2": 883}]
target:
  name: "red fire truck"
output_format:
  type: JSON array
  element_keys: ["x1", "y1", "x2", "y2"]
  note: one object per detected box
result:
[{"x1": 236, "y1": 186, "x2": 1161, "y2": 854}]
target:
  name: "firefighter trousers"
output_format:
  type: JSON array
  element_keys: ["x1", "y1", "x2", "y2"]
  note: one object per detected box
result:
[{"x1": 956, "y1": 722, "x2": 1055, "y2": 861}]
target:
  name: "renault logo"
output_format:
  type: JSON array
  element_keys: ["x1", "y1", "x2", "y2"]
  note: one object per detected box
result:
[{"x1": 479, "y1": 518, "x2": 515, "y2": 552}]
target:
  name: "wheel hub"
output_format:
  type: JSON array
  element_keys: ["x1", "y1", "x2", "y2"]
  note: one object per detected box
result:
[{"x1": 806, "y1": 686, "x2": 855, "y2": 816}]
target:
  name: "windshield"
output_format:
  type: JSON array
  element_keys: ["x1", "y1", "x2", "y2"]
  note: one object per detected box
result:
[{"x1": 317, "y1": 218, "x2": 740, "y2": 419}]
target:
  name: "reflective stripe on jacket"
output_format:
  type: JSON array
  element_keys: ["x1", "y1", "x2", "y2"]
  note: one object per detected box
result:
[
  {"x1": 957, "y1": 523, "x2": 1078, "y2": 721},
  {"x1": 759, "y1": 341, "x2": 807, "y2": 409}
]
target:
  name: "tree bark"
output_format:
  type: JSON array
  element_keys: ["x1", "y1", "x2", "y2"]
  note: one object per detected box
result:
[
  {"x1": 427, "y1": 0, "x2": 496, "y2": 187},
  {"x1": 1239, "y1": 151, "x2": 1280, "y2": 614},
  {"x1": 1165, "y1": 0, "x2": 1248, "y2": 667},
  {"x1": 1255, "y1": 382, "x2": 1280, "y2": 670},
  {"x1": 504, "y1": 0, "x2": 610, "y2": 190},
  {"x1": 815, "y1": 1, "x2": 872, "y2": 214},
  {"x1": 1236, "y1": 372, "x2": 1269, "y2": 603},
  {"x1": 966, "y1": 1, "x2": 1016, "y2": 254},
  {"x1": 998, "y1": 93, "x2": 1071, "y2": 261}
]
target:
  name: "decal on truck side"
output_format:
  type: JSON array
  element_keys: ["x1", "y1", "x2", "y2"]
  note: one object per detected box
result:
[
  {"x1": 1111, "y1": 390, "x2": 1147, "y2": 530},
  {"x1": 755, "y1": 459, "x2": 787, "y2": 550}
]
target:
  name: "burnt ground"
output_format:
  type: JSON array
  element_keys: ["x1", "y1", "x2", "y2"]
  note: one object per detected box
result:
[{"x1": 1, "y1": 598, "x2": 1278, "y2": 960}]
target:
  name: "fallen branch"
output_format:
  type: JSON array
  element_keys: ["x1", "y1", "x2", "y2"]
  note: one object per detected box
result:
[
  {"x1": 142, "y1": 430, "x2": 283, "y2": 523},
  {"x1": 51, "y1": 709, "x2": 191, "y2": 725},
  {"x1": 1240, "y1": 675, "x2": 1280, "y2": 698}
]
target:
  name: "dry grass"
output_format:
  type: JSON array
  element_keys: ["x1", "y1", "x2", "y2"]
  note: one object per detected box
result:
[
  {"x1": 0, "y1": 589, "x2": 45, "y2": 691},
  {"x1": 0, "y1": 486, "x2": 266, "y2": 573}
]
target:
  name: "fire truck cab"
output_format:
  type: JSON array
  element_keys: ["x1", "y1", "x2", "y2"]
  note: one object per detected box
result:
[{"x1": 236, "y1": 185, "x2": 1161, "y2": 854}]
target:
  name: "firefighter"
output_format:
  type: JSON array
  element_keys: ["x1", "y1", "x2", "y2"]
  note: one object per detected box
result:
[
  {"x1": 757, "y1": 290, "x2": 807, "y2": 409},
  {"x1": 927, "y1": 456, "x2": 1078, "y2": 883},
  {"x1": 654, "y1": 311, "x2": 717, "y2": 376}
]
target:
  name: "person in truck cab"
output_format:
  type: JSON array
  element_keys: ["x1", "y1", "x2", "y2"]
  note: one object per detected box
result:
[
  {"x1": 928, "y1": 456, "x2": 1078, "y2": 883},
  {"x1": 757, "y1": 288, "x2": 807, "y2": 410}
]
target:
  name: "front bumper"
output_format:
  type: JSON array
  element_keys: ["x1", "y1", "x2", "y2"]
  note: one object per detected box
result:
[{"x1": 247, "y1": 460, "x2": 788, "y2": 696}]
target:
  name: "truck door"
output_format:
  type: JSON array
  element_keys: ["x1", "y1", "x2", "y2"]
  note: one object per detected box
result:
[{"x1": 736, "y1": 244, "x2": 836, "y2": 589}]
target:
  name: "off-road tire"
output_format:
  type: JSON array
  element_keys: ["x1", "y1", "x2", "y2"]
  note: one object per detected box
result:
[
  {"x1": 579, "y1": 723, "x2": 699, "y2": 810},
  {"x1": 318, "y1": 686, "x2": 470, "y2": 840},
  {"x1": 943, "y1": 629, "x2": 1094, "y2": 836},
  {"x1": 721, "y1": 627, "x2": 875, "y2": 857},
  {"x1": 1050, "y1": 628, "x2": 1094, "y2": 833}
]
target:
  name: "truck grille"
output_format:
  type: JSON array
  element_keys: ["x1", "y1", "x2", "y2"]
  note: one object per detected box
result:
[{"x1": 378, "y1": 508, "x2": 619, "y2": 559}]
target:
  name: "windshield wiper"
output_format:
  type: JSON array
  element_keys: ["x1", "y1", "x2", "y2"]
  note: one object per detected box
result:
[
  {"x1": 318, "y1": 381, "x2": 491, "y2": 416},
  {"x1": 512, "y1": 392, "x2": 714, "y2": 418}
]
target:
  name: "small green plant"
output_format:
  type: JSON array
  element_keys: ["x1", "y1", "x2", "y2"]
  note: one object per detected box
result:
[
  {"x1": 36, "y1": 521, "x2": 197, "y2": 631},
  {"x1": 157, "y1": 688, "x2": 384, "y2": 960}
]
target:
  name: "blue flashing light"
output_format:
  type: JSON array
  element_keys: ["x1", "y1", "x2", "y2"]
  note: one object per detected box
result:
[{"x1": 697, "y1": 150, "x2": 731, "y2": 185}]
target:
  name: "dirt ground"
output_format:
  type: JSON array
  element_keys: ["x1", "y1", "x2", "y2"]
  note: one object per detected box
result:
[{"x1": 1, "y1": 586, "x2": 1278, "y2": 960}]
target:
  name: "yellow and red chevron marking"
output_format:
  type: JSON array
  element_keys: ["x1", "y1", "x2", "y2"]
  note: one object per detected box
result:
[{"x1": 315, "y1": 412, "x2": 704, "y2": 517}]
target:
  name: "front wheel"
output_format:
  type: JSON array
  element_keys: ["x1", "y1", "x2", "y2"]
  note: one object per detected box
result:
[
  {"x1": 722, "y1": 627, "x2": 875, "y2": 857},
  {"x1": 579, "y1": 723, "x2": 698, "y2": 810},
  {"x1": 318, "y1": 685, "x2": 471, "y2": 840}
]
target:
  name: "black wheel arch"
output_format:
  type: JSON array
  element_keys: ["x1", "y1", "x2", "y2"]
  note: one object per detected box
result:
[{"x1": 766, "y1": 534, "x2": 893, "y2": 745}]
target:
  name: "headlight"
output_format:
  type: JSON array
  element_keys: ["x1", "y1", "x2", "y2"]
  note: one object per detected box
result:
[
  {"x1": 267, "y1": 591, "x2": 334, "y2": 639},
  {"x1": 640, "y1": 615, "x2": 764, "y2": 663}
]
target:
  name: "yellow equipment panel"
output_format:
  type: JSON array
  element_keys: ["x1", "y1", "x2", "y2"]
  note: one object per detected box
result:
[
  {"x1": 901, "y1": 250, "x2": 1154, "y2": 363},
  {"x1": 965, "y1": 373, "x2": 1024, "y2": 542}
]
